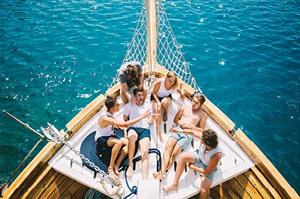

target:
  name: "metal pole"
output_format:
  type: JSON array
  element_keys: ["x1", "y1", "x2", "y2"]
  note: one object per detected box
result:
[
  {"x1": 5, "y1": 138, "x2": 43, "y2": 185},
  {"x1": 2, "y1": 110, "x2": 46, "y2": 139}
]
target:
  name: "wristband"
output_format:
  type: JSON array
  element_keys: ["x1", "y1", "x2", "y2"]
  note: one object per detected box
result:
[{"x1": 176, "y1": 127, "x2": 183, "y2": 135}]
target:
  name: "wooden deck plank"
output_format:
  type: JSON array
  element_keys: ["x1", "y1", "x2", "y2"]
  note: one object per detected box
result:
[
  {"x1": 21, "y1": 166, "x2": 55, "y2": 199},
  {"x1": 243, "y1": 169, "x2": 276, "y2": 199},
  {"x1": 234, "y1": 129, "x2": 298, "y2": 199},
  {"x1": 71, "y1": 185, "x2": 89, "y2": 199},
  {"x1": 211, "y1": 184, "x2": 234, "y2": 199},
  {"x1": 235, "y1": 171, "x2": 263, "y2": 199},
  {"x1": 251, "y1": 166, "x2": 280, "y2": 198},
  {"x1": 48, "y1": 176, "x2": 75, "y2": 199},
  {"x1": 2, "y1": 140, "x2": 62, "y2": 199},
  {"x1": 38, "y1": 173, "x2": 67, "y2": 199},
  {"x1": 59, "y1": 180, "x2": 84, "y2": 199}
]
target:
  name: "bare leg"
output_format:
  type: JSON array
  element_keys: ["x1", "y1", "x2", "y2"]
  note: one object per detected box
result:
[
  {"x1": 153, "y1": 136, "x2": 177, "y2": 180},
  {"x1": 114, "y1": 138, "x2": 129, "y2": 177},
  {"x1": 163, "y1": 152, "x2": 195, "y2": 192},
  {"x1": 152, "y1": 100, "x2": 163, "y2": 142},
  {"x1": 165, "y1": 144, "x2": 182, "y2": 172},
  {"x1": 127, "y1": 130, "x2": 138, "y2": 177},
  {"x1": 161, "y1": 97, "x2": 171, "y2": 122},
  {"x1": 199, "y1": 176, "x2": 212, "y2": 199},
  {"x1": 107, "y1": 138, "x2": 123, "y2": 180},
  {"x1": 139, "y1": 137, "x2": 150, "y2": 179}
]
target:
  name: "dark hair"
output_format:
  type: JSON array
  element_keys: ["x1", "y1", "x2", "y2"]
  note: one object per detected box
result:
[
  {"x1": 127, "y1": 64, "x2": 138, "y2": 79},
  {"x1": 105, "y1": 96, "x2": 117, "y2": 111},
  {"x1": 194, "y1": 94, "x2": 206, "y2": 106},
  {"x1": 202, "y1": 129, "x2": 218, "y2": 149},
  {"x1": 133, "y1": 87, "x2": 143, "y2": 96}
]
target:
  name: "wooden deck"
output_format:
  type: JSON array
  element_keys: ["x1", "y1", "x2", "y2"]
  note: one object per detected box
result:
[{"x1": 1, "y1": 166, "x2": 281, "y2": 199}]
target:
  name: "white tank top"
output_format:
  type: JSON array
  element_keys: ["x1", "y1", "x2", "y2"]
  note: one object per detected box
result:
[
  {"x1": 198, "y1": 144, "x2": 223, "y2": 166},
  {"x1": 156, "y1": 78, "x2": 173, "y2": 98},
  {"x1": 94, "y1": 111, "x2": 114, "y2": 141}
]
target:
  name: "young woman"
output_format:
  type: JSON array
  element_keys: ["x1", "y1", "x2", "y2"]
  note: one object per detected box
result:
[{"x1": 151, "y1": 71, "x2": 185, "y2": 142}]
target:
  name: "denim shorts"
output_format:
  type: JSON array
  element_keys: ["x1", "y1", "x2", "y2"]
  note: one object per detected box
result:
[
  {"x1": 127, "y1": 127, "x2": 151, "y2": 141},
  {"x1": 170, "y1": 132, "x2": 192, "y2": 150},
  {"x1": 191, "y1": 149, "x2": 217, "y2": 182}
]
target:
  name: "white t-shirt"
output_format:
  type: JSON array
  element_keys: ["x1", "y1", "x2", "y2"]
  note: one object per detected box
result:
[
  {"x1": 123, "y1": 102, "x2": 152, "y2": 129},
  {"x1": 156, "y1": 78, "x2": 173, "y2": 98}
]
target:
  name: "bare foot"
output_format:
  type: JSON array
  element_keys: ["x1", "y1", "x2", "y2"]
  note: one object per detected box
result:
[
  {"x1": 163, "y1": 111, "x2": 168, "y2": 122},
  {"x1": 153, "y1": 172, "x2": 166, "y2": 180},
  {"x1": 163, "y1": 184, "x2": 178, "y2": 192},
  {"x1": 108, "y1": 167, "x2": 117, "y2": 180},
  {"x1": 153, "y1": 172, "x2": 160, "y2": 179},
  {"x1": 126, "y1": 165, "x2": 133, "y2": 177},
  {"x1": 114, "y1": 165, "x2": 120, "y2": 177}
]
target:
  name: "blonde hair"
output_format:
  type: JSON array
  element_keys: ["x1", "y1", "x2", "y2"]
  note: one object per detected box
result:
[{"x1": 165, "y1": 71, "x2": 179, "y2": 90}]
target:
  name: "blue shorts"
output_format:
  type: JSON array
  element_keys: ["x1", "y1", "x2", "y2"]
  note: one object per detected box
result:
[
  {"x1": 96, "y1": 134, "x2": 122, "y2": 148},
  {"x1": 192, "y1": 149, "x2": 217, "y2": 182},
  {"x1": 127, "y1": 127, "x2": 151, "y2": 141},
  {"x1": 170, "y1": 132, "x2": 192, "y2": 150}
]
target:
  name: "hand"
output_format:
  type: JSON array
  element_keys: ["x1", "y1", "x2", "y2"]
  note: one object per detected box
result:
[
  {"x1": 142, "y1": 109, "x2": 151, "y2": 118},
  {"x1": 180, "y1": 93, "x2": 185, "y2": 102},
  {"x1": 169, "y1": 127, "x2": 178, "y2": 133},
  {"x1": 152, "y1": 113, "x2": 157, "y2": 120},
  {"x1": 188, "y1": 163, "x2": 196, "y2": 171},
  {"x1": 138, "y1": 84, "x2": 143, "y2": 89},
  {"x1": 157, "y1": 102, "x2": 161, "y2": 108}
]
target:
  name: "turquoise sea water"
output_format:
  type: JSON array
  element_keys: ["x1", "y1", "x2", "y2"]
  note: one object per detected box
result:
[{"x1": 0, "y1": 0, "x2": 299, "y2": 195}]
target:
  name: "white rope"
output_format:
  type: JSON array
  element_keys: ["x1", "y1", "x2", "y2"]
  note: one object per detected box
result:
[{"x1": 108, "y1": 1, "x2": 203, "y2": 94}]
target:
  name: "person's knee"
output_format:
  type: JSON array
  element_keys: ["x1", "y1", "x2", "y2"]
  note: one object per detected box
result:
[
  {"x1": 200, "y1": 187, "x2": 209, "y2": 196},
  {"x1": 161, "y1": 98, "x2": 170, "y2": 106},
  {"x1": 122, "y1": 138, "x2": 129, "y2": 145},
  {"x1": 178, "y1": 153, "x2": 188, "y2": 162},
  {"x1": 157, "y1": 105, "x2": 162, "y2": 112},
  {"x1": 164, "y1": 144, "x2": 173, "y2": 153},
  {"x1": 115, "y1": 140, "x2": 123, "y2": 148},
  {"x1": 141, "y1": 149, "x2": 149, "y2": 160},
  {"x1": 128, "y1": 134, "x2": 137, "y2": 142}
]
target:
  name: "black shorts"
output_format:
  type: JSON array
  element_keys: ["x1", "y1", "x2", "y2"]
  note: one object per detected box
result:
[{"x1": 150, "y1": 94, "x2": 172, "y2": 102}]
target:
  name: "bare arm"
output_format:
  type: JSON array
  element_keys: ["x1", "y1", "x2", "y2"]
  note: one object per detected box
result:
[
  {"x1": 169, "y1": 127, "x2": 202, "y2": 140},
  {"x1": 151, "y1": 80, "x2": 161, "y2": 104},
  {"x1": 121, "y1": 83, "x2": 133, "y2": 103},
  {"x1": 179, "y1": 82, "x2": 185, "y2": 101},
  {"x1": 103, "y1": 110, "x2": 150, "y2": 128},
  {"x1": 173, "y1": 105, "x2": 185, "y2": 126},
  {"x1": 188, "y1": 152, "x2": 222, "y2": 176},
  {"x1": 138, "y1": 72, "x2": 144, "y2": 88}
]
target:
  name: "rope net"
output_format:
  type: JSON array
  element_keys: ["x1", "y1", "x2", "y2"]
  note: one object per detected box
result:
[{"x1": 110, "y1": 1, "x2": 202, "y2": 94}]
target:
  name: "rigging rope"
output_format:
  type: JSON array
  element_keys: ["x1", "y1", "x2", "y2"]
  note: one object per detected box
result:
[{"x1": 109, "y1": 1, "x2": 202, "y2": 94}]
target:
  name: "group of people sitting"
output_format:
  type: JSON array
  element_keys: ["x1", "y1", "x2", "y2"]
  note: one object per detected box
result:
[{"x1": 94, "y1": 61, "x2": 223, "y2": 198}]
